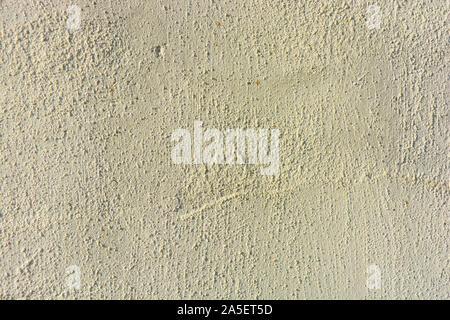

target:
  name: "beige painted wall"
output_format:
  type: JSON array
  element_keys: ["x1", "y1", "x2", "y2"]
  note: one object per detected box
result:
[{"x1": 0, "y1": 0, "x2": 448, "y2": 299}]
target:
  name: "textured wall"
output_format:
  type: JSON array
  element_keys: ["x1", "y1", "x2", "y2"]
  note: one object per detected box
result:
[{"x1": 0, "y1": 0, "x2": 448, "y2": 299}]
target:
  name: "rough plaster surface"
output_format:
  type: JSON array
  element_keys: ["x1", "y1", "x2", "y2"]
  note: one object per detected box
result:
[{"x1": 0, "y1": 0, "x2": 448, "y2": 299}]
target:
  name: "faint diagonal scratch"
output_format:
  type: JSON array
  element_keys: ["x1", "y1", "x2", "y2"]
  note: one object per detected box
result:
[
  {"x1": 179, "y1": 191, "x2": 245, "y2": 220},
  {"x1": 179, "y1": 170, "x2": 449, "y2": 220}
]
